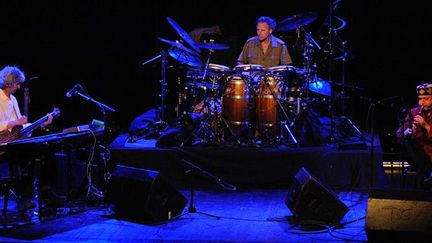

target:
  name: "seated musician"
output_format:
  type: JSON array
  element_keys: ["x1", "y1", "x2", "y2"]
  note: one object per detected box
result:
[
  {"x1": 397, "y1": 83, "x2": 432, "y2": 190},
  {"x1": 0, "y1": 65, "x2": 63, "y2": 212},
  {"x1": 237, "y1": 16, "x2": 292, "y2": 68}
]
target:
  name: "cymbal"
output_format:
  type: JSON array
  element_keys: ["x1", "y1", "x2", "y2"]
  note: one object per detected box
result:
[
  {"x1": 167, "y1": 17, "x2": 201, "y2": 53},
  {"x1": 309, "y1": 78, "x2": 331, "y2": 97},
  {"x1": 277, "y1": 12, "x2": 318, "y2": 31},
  {"x1": 158, "y1": 37, "x2": 199, "y2": 55},
  {"x1": 168, "y1": 48, "x2": 203, "y2": 68},
  {"x1": 196, "y1": 42, "x2": 229, "y2": 50}
]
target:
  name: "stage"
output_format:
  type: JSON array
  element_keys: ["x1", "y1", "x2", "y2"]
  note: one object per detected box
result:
[{"x1": 108, "y1": 133, "x2": 386, "y2": 190}]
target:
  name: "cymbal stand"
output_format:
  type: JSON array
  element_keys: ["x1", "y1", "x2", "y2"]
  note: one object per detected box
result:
[
  {"x1": 327, "y1": 0, "x2": 337, "y2": 142},
  {"x1": 332, "y1": 29, "x2": 353, "y2": 116},
  {"x1": 141, "y1": 50, "x2": 169, "y2": 135},
  {"x1": 327, "y1": 2, "x2": 363, "y2": 142},
  {"x1": 299, "y1": 25, "x2": 321, "y2": 102}
]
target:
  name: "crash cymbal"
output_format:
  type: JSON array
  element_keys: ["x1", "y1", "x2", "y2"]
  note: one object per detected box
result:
[
  {"x1": 167, "y1": 17, "x2": 201, "y2": 53},
  {"x1": 168, "y1": 48, "x2": 203, "y2": 68},
  {"x1": 196, "y1": 42, "x2": 229, "y2": 50},
  {"x1": 158, "y1": 37, "x2": 199, "y2": 55},
  {"x1": 277, "y1": 12, "x2": 318, "y2": 31}
]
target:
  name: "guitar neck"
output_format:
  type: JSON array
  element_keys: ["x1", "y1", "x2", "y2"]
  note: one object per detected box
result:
[{"x1": 19, "y1": 113, "x2": 50, "y2": 136}]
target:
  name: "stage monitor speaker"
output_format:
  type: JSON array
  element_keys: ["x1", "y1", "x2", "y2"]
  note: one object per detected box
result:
[
  {"x1": 366, "y1": 188, "x2": 432, "y2": 241},
  {"x1": 285, "y1": 167, "x2": 349, "y2": 225},
  {"x1": 107, "y1": 165, "x2": 187, "y2": 221}
]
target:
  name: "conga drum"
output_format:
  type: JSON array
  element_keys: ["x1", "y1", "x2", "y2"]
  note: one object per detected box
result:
[
  {"x1": 233, "y1": 64, "x2": 265, "y2": 88},
  {"x1": 255, "y1": 75, "x2": 281, "y2": 136},
  {"x1": 222, "y1": 75, "x2": 254, "y2": 134}
]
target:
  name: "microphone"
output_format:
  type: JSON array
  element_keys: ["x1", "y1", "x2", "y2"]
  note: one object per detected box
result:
[{"x1": 66, "y1": 84, "x2": 79, "y2": 98}]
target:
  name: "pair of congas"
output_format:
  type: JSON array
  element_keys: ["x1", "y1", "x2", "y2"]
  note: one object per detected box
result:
[{"x1": 222, "y1": 64, "x2": 301, "y2": 137}]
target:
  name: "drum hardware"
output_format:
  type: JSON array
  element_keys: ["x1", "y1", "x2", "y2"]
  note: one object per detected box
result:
[
  {"x1": 141, "y1": 50, "x2": 172, "y2": 135},
  {"x1": 297, "y1": 24, "x2": 321, "y2": 101},
  {"x1": 181, "y1": 42, "x2": 232, "y2": 145}
]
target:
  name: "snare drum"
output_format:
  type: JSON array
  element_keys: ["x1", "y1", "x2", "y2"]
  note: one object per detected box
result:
[{"x1": 208, "y1": 63, "x2": 231, "y2": 74}]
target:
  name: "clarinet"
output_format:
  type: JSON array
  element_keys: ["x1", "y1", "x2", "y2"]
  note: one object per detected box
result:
[{"x1": 412, "y1": 106, "x2": 424, "y2": 132}]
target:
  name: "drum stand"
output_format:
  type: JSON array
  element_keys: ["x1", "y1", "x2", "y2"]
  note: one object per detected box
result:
[
  {"x1": 255, "y1": 74, "x2": 298, "y2": 147},
  {"x1": 181, "y1": 44, "x2": 226, "y2": 145},
  {"x1": 141, "y1": 50, "x2": 170, "y2": 135}
]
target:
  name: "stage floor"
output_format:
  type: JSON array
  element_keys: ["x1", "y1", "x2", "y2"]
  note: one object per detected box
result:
[
  {"x1": 107, "y1": 133, "x2": 386, "y2": 190},
  {"x1": 0, "y1": 189, "x2": 369, "y2": 242}
]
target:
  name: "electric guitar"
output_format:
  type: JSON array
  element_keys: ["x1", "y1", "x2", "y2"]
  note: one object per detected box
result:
[{"x1": 0, "y1": 107, "x2": 60, "y2": 144}]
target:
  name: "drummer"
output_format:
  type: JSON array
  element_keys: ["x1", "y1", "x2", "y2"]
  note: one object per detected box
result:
[{"x1": 237, "y1": 16, "x2": 292, "y2": 69}]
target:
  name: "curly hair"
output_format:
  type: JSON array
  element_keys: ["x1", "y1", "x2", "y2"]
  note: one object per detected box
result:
[
  {"x1": 256, "y1": 16, "x2": 276, "y2": 30},
  {"x1": 0, "y1": 66, "x2": 26, "y2": 89}
]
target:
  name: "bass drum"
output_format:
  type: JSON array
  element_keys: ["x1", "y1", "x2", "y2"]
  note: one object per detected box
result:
[
  {"x1": 255, "y1": 75, "x2": 281, "y2": 136},
  {"x1": 222, "y1": 75, "x2": 254, "y2": 135}
]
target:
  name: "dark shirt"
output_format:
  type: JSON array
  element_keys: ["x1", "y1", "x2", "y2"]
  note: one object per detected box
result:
[
  {"x1": 397, "y1": 106, "x2": 432, "y2": 161},
  {"x1": 237, "y1": 35, "x2": 292, "y2": 68}
]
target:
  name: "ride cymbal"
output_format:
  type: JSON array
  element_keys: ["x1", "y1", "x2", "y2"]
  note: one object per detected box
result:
[{"x1": 277, "y1": 12, "x2": 318, "y2": 31}]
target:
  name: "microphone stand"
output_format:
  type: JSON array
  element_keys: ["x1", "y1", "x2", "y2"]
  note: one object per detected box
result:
[
  {"x1": 365, "y1": 96, "x2": 399, "y2": 187},
  {"x1": 24, "y1": 85, "x2": 30, "y2": 118},
  {"x1": 172, "y1": 159, "x2": 237, "y2": 220},
  {"x1": 73, "y1": 91, "x2": 116, "y2": 124},
  {"x1": 71, "y1": 90, "x2": 115, "y2": 200},
  {"x1": 23, "y1": 76, "x2": 38, "y2": 118}
]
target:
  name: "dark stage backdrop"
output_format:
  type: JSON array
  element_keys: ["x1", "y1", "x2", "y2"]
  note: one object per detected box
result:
[{"x1": 1, "y1": 1, "x2": 431, "y2": 144}]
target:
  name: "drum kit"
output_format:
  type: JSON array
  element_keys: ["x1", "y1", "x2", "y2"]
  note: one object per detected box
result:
[{"x1": 144, "y1": 12, "x2": 350, "y2": 146}]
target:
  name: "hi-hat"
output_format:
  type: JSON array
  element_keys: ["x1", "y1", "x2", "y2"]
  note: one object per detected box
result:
[
  {"x1": 168, "y1": 49, "x2": 202, "y2": 68},
  {"x1": 196, "y1": 42, "x2": 229, "y2": 50},
  {"x1": 277, "y1": 12, "x2": 318, "y2": 31},
  {"x1": 158, "y1": 37, "x2": 202, "y2": 67},
  {"x1": 167, "y1": 17, "x2": 201, "y2": 53}
]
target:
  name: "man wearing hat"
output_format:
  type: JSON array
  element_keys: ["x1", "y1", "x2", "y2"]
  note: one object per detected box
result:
[{"x1": 397, "y1": 83, "x2": 432, "y2": 189}]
